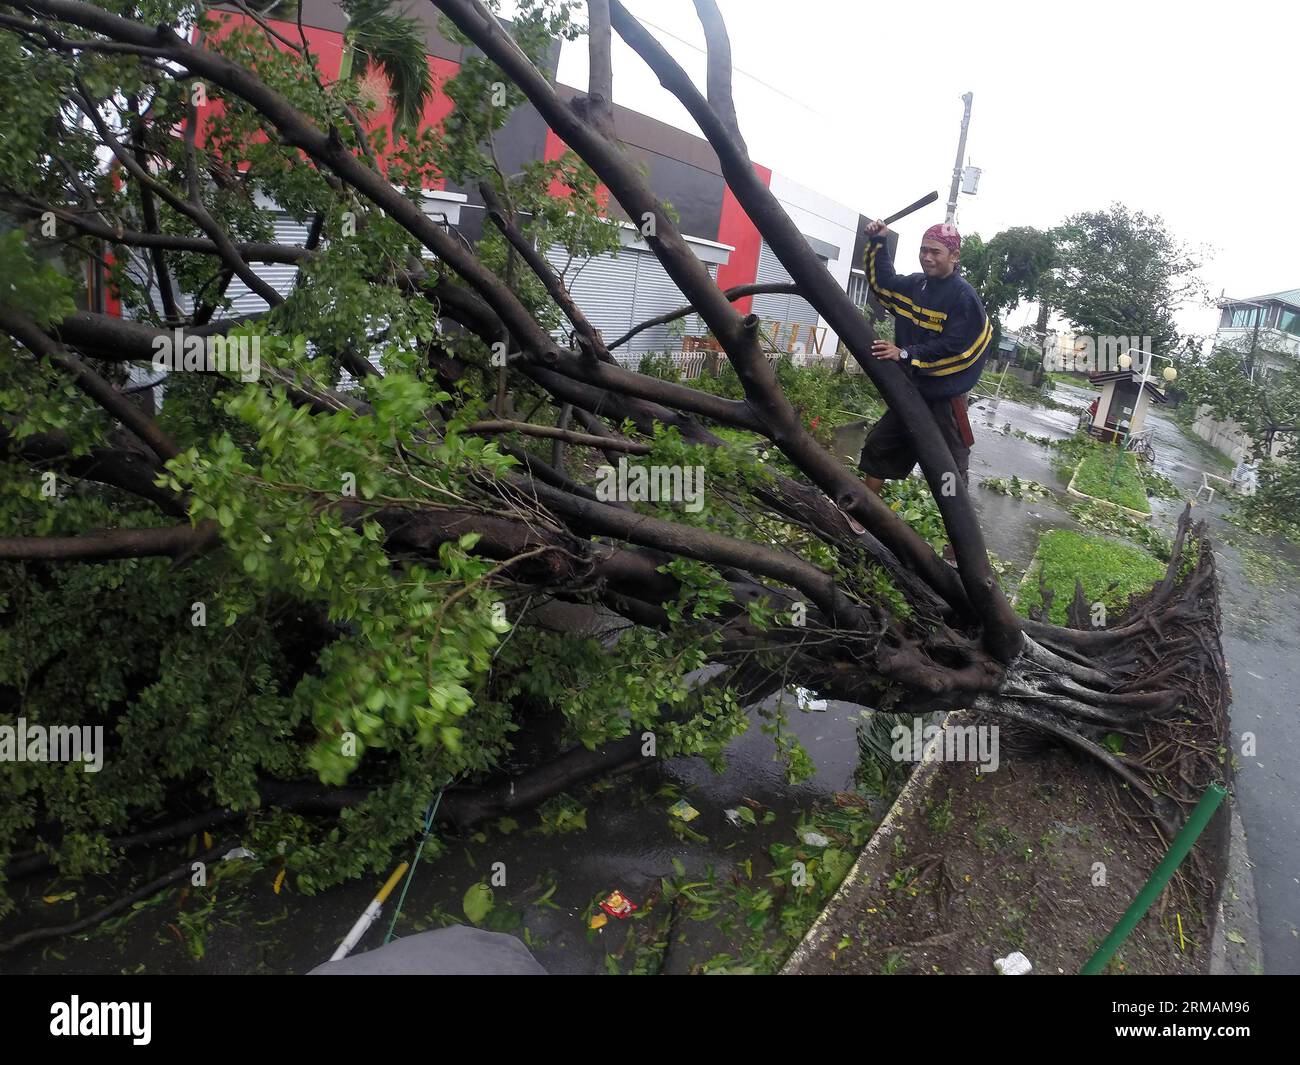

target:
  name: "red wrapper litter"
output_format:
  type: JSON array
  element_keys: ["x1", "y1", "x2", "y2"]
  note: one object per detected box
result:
[{"x1": 599, "y1": 890, "x2": 637, "y2": 918}]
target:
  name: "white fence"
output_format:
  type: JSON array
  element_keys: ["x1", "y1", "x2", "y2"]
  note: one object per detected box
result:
[{"x1": 615, "y1": 351, "x2": 848, "y2": 380}]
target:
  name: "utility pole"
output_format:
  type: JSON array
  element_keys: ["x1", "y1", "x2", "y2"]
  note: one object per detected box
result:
[
  {"x1": 1247, "y1": 305, "x2": 1261, "y2": 381},
  {"x1": 945, "y1": 92, "x2": 973, "y2": 225}
]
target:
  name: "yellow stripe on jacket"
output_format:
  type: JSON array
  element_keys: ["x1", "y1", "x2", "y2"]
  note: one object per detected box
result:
[{"x1": 913, "y1": 318, "x2": 993, "y2": 376}]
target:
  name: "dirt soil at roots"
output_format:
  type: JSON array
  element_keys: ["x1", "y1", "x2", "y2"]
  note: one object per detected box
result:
[{"x1": 795, "y1": 719, "x2": 1229, "y2": 975}]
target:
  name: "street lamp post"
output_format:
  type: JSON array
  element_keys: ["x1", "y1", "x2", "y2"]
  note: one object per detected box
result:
[{"x1": 1106, "y1": 350, "x2": 1177, "y2": 494}]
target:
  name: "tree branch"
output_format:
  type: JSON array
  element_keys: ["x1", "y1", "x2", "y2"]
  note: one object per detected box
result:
[
  {"x1": 463, "y1": 419, "x2": 650, "y2": 453},
  {"x1": 433, "y1": 0, "x2": 970, "y2": 620},
  {"x1": 0, "y1": 303, "x2": 181, "y2": 463},
  {"x1": 585, "y1": 0, "x2": 616, "y2": 139},
  {"x1": 606, "y1": 0, "x2": 1022, "y2": 658},
  {"x1": 0, "y1": 426, "x2": 186, "y2": 516},
  {"x1": 479, "y1": 179, "x2": 607, "y2": 360},
  {"x1": 0, "y1": 521, "x2": 219, "y2": 562},
  {"x1": 70, "y1": 75, "x2": 284, "y2": 310},
  {"x1": 606, "y1": 281, "x2": 799, "y2": 350}
]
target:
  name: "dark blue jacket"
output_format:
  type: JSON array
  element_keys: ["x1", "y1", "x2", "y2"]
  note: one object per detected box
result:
[{"x1": 865, "y1": 235, "x2": 991, "y2": 400}]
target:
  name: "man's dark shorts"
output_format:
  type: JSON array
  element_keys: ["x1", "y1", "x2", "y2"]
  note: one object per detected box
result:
[{"x1": 857, "y1": 396, "x2": 972, "y2": 483}]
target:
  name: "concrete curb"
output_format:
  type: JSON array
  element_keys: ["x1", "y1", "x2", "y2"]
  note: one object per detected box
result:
[
  {"x1": 781, "y1": 709, "x2": 964, "y2": 974},
  {"x1": 1209, "y1": 797, "x2": 1264, "y2": 974}
]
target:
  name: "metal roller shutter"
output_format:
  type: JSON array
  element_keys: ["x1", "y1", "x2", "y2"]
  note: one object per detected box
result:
[
  {"x1": 751, "y1": 239, "x2": 822, "y2": 350},
  {"x1": 221, "y1": 213, "x2": 311, "y2": 315},
  {"x1": 545, "y1": 244, "x2": 716, "y2": 361},
  {"x1": 134, "y1": 211, "x2": 309, "y2": 323},
  {"x1": 628, "y1": 253, "x2": 713, "y2": 356},
  {"x1": 129, "y1": 209, "x2": 313, "y2": 403},
  {"x1": 545, "y1": 244, "x2": 636, "y2": 354}
]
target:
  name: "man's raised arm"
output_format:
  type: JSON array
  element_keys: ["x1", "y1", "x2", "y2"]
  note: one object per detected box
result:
[{"x1": 863, "y1": 220, "x2": 914, "y2": 317}]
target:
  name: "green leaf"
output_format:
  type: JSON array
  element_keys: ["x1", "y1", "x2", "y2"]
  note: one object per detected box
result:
[
  {"x1": 1101, "y1": 732, "x2": 1126, "y2": 754},
  {"x1": 821, "y1": 847, "x2": 853, "y2": 890},
  {"x1": 462, "y1": 882, "x2": 493, "y2": 925}
]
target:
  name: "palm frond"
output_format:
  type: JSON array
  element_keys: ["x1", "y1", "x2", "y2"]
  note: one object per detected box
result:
[{"x1": 341, "y1": 1, "x2": 433, "y2": 132}]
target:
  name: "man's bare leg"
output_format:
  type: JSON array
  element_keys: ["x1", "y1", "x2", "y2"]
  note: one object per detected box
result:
[{"x1": 842, "y1": 474, "x2": 885, "y2": 535}]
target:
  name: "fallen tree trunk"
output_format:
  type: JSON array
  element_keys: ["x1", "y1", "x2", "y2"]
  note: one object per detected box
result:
[{"x1": 0, "y1": 0, "x2": 1228, "y2": 915}]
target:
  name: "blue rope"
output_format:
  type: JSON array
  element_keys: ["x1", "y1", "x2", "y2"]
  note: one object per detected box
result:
[{"x1": 383, "y1": 781, "x2": 448, "y2": 944}]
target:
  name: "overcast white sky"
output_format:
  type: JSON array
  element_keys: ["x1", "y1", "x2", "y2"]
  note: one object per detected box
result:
[{"x1": 538, "y1": 0, "x2": 1296, "y2": 343}]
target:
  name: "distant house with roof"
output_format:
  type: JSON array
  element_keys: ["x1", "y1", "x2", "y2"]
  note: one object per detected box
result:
[
  {"x1": 1191, "y1": 287, "x2": 1300, "y2": 461},
  {"x1": 995, "y1": 332, "x2": 1039, "y2": 364},
  {"x1": 1215, "y1": 288, "x2": 1300, "y2": 380}
]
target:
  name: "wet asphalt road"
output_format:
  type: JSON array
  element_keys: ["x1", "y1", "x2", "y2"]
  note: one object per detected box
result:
[{"x1": 969, "y1": 380, "x2": 1299, "y2": 974}]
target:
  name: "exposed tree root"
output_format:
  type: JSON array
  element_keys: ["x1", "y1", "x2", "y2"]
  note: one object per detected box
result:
[{"x1": 971, "y1": 509, "x2": 1227, "y2": 833}]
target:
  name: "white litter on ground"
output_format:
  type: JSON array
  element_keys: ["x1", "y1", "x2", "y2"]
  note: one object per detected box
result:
[
  {"x1": 791, "y1": 686, "x2": 827, "y2": 711},
  {"x1": 994, "y1": 951, "x2": 1033, "y2": 975}
]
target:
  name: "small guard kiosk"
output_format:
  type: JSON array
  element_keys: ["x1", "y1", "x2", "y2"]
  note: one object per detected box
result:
[{"x1": 1085, "y1": 364, "x2": 1173, "y2": 445}]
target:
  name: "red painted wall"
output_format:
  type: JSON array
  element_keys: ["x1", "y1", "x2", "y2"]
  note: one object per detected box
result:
[
  {"x1": 113, "y1": 13, "x2": 774, "y2": 318},
  {"x1": 199, "y1": 12, "x2": 459, "y2": 188},
  {"x1": 542, "y1": 128, "x2": 610, "y2": 210},
  {"x1": 715, "y1": 162, "x2": 771, "y2": 313}
]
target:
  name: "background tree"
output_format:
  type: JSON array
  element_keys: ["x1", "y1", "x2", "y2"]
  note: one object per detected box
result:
[
  {"x1": 1177, "y1": 343, "x2": 1300, "y2": 534},
  {"x1": 958, "y1": 225, "x2": 1056, "y2": 357},
  {"x1": 0, "y1": 0, "x2": 1224, "y2": 918},
  {"x1": 1053, "y1": 203, "x2": 1208, "y2": 354}
]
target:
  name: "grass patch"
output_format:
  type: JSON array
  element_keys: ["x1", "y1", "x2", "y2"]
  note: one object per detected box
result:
[
  {"x1": 1045, "y1": 370, "x2": 1091, "y2": 389},
  {"x1": 1069, "y1": 500, "x2": 1173, "y2": 560},
  {"x1": 1071, "y1": 448, "x2": 1150, "y2": 513},
  {"x1": 1017, "y1": 529, "x2": 1165, "y2": 625}
]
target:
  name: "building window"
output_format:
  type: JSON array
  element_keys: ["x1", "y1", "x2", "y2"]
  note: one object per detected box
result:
[
  {"x1": 1278, "y1": 308, "x2": 1300, "y2": 337},
  {"x1": 847, "y1": 272, "x2": 869, "y2": 311}
]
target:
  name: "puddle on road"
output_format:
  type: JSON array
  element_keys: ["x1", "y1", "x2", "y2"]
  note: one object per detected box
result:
[
  {"x1": 401, "y1": 689, "x2": 886, "y2": 976},
  {"x1": 10, "y1": 686, "x2": 888, "y2": 976}
]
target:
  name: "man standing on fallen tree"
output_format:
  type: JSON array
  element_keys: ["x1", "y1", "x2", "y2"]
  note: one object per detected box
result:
[{"x1": 855, "y1": 219, "x2": 991, "y2": 496}]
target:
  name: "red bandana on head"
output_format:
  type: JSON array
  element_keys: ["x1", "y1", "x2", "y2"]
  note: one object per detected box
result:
[{"x1": 923, "y1": 223, "x2": 961, "y2": 254}]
